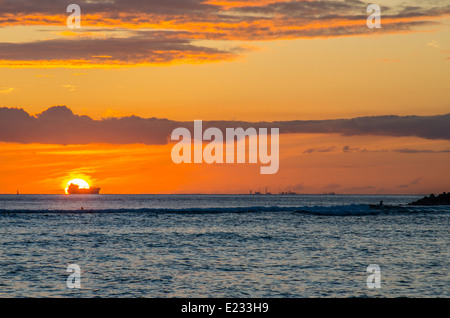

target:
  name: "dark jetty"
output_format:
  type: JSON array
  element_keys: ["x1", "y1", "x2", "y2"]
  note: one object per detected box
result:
[{"x1": 408, "y1": 192, "x2": 450, "y2": 206}]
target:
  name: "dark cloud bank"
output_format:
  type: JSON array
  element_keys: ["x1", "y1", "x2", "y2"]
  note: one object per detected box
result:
[
  {"x1": 0, "y1": 34, "x2": 237, "y2": 65},
  {"x1": 0, "y1": 106, "x2": 449, "y2": 145}
]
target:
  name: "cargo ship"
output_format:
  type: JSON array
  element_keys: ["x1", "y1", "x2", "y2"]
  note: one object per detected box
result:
[{"x1": 67, "y1": 183, "x2": 101, "y2": 194}]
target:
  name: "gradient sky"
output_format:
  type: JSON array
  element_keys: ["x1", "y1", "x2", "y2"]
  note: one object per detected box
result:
[{"x1": 0, "y1": 0, "x2": 449, "y2": 194}]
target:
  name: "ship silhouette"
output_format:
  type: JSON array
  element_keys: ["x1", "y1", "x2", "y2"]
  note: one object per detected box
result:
[{"x1": 67, "y1": 183, "x2": 100, "y2": 194}]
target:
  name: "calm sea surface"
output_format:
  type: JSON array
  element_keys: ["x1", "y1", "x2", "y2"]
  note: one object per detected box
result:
[{"x1": 0, "y1": 194, "x2": 448, "y2": 297}]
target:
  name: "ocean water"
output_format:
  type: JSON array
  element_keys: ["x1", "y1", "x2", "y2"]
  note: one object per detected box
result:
[{"x1": 0, "y1": 194, "x2": 448, "y2": 298}]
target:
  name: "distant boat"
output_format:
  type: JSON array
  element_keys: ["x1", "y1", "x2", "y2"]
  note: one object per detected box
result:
[{"x1": 67, "y1": 183, "x2": 100, "y2": 194}]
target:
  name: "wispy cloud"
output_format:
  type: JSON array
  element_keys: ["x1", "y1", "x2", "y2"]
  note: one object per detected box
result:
[
  {"x1": 398, "y1": 177, "x2": 422, "y2": 188},
  {"x1": 303, "y1": 146, "x2": 336, "y2": 154},
  {"x1": 0, "y1": 0, "x2": 448, "y2": 67},
  {"x1": 62, "y1": 84, "x2": 77, "y2": 91},
  {"x1": 343, "y1": 145, "x2": 362, "y2": 153},
  {"x1": 0, "y1": 87, "x2": 14, "y2": 94},
  {"x1": 427, "y1": 40, "x2": 440, "y2": 48},
  {"x1": 0, "y1": 32, "x2": 240, "y2": 67},
  {"x1": 394, "y1": 148, "x2": 450, "y2": 153}
]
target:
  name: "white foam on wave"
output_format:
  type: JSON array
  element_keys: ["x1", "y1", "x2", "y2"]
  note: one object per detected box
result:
[{"x1": 1, "y1": 204, "x2": 449, "y2": 215}]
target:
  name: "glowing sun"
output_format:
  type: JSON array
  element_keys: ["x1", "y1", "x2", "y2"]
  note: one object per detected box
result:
[{"x1": 65, "y1": 178, "x2": 90, "y2": 194}]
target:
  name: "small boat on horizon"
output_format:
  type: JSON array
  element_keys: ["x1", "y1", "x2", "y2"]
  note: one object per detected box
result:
[{"x1": 67, "y1": 183, "x2": 101, "y2": 195}]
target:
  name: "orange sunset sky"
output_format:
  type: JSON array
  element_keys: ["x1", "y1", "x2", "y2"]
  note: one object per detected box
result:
[{"x1": 0, "y1": 0, "x2": 449, "y2": 194}]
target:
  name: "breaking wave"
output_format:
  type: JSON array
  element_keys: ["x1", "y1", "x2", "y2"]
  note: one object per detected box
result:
[{"x1": 0, "y1": 204, "x2": 449, "y2": 216}]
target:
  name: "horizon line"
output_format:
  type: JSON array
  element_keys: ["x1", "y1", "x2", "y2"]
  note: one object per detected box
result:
[{"x1": 1, "y1": 192, "x2": 434, "y2": 196}]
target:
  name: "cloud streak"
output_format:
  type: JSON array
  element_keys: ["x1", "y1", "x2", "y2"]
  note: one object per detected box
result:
[
  {"x1": 0, "y1": 31, "x2": 239, "y2": 67},
  {"x1": 303, "y1": 147, "x2": 336, "y2": 154},
  {"x1": 0, "y1": 87, "x2": 14, "y2": 94},
  {"x1": 398, "y1": 177, "x2": 422, "y2": 188},
  {"x1": 0, "y1": 0, "x2": 449, "y2": 66},
  {"x1": 1, "y1": 106, "x2": 450, "y2": 145}
]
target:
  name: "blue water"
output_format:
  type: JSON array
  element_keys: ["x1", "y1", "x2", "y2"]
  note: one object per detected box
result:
[{"x1": 0, "y1": 194, "x2": 448, "y2": 297}]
